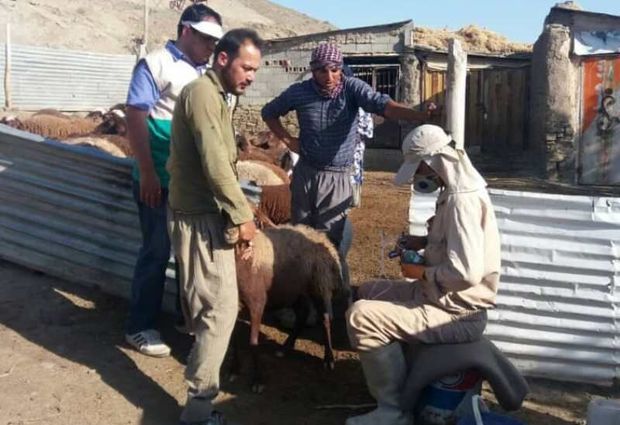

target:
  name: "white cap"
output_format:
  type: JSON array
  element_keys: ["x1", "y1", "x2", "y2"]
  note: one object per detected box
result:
[
  {"x1": 394, "y1": 124, "x2": 452, "y2": 185},
  {"x1": 182, "y1": 20, "x2": 224, "y2": 40}
]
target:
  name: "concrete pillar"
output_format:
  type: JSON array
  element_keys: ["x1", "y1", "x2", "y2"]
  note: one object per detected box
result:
[{"x1": 446, "y1": 39, "x2": 467, "y2": 149}]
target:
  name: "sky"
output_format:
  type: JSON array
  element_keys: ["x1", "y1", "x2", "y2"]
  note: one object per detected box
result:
[{"x1": 270, "y1": 0, "x2": 620, "y2": 44}]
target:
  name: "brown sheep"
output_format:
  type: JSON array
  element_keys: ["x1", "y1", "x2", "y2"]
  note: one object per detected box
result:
[
  {"x1": 231, "y1": 224, "x2": 347, "y2": 393},
  {"x1": 257, "y1": 184, "x2": 291, "y2": 226},
  {"x1": 1, "y1": 112, "x2": 102, "y2": 139},
  {"x1": 237, "y1": 131, "x2": 291, "y2": 171}
]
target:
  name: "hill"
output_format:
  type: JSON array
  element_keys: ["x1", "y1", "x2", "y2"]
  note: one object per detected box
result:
[{"x1": 0, "y1": 0, "x2": 337, "y2": 54}]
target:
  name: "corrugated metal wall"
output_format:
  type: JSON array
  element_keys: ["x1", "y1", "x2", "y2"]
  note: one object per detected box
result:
[
  {"x1": 0, "y1": 44, "x2": 5, "y2": 106},
  {"x1": 410, "y1": 189, "x2": 620, "y2": 385},
  {"x1": 0, "y1": 125, "x2": 178, "y2": 308},
  {"x1": 0, "y1": 43, "x2": 136, "y2": 111}
]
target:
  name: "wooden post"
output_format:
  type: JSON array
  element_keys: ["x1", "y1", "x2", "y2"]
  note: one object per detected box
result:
[
  {"x1": 138, "y1": 0, "x2": 149, "y2": 59},
  {"x1": 143, "y1": 0, "x2": 149, "y2": 46},
  {"x1": 4, "y1": 23, "x2": 11, "y2": 109},
  {"x1": 446, "y1": 39, "x2": 467, "y2": 149}
]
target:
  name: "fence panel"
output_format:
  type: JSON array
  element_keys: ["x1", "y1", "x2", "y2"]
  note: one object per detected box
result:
[
  {"x1": 2, "y1": 43, "x2": 135, "y2": 111},
  {"x1": 410, "y1": 189, "x2": 620, "y2": 384}
]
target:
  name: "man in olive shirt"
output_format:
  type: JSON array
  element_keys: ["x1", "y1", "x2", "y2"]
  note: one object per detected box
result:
[{"x1": 167, "y1": 29, "x2": 263, "y2": 425}]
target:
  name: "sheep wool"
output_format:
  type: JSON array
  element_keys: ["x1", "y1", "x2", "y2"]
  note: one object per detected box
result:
[
  {"x1": 258, "y1": 184, "x2": 291, "y2": 225},
  {"x1": 238, "y1": 224, "x2": 344, "y2": 307},
  {"x1": 237, "y1": 160, "x2": 289, "y2": 186}
]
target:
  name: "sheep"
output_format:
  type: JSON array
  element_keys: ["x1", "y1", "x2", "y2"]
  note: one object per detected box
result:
[
  {"x1": 62, "y1": 134, "x2": 132, "y2": 158},
  {"x1": 231, "y1": 224, "x2": 348, "y2": 393},
  {"x1": 0, "y1": 106, "x2": 127, "y2": 141},
  {"x1": 237, "y1": 131, "x2": 292, "y2": 172},
  {"x1": 237, "y1": 159, "x2": 289, "y2": 186},
  {"x1": 0, "y1": 112, "x2": 101, "y2": 139},
  {"x1": 256, "y1": 184, "x2": 291, "y2": 226}
]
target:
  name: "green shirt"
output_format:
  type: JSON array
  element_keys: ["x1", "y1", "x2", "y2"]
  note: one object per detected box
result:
[
  {"x1": 131, "y1": 117, "x2": 172, "y2": 187},
  {"x1": 167, "y1": 70, "x2": 253, "y2": 225}
]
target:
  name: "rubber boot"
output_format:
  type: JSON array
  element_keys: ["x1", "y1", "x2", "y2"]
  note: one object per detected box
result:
[{"x1": 345, "y1": 343, "x2": 413, "y2": 425}]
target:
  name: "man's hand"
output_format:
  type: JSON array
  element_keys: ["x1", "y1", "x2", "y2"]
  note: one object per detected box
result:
[
  {"x1": 236, "y1": 220, "x2": 257, "y2": 261},
  {"x1": 425, "y1": 102, "x2": 438, "y2": 117},
  {"x1": 239, "y1": 220, "x2": 257, "y2": 242},
  {"x1": 140, "y1": 169, "x2": 162, "y2": 208},
  {"x1": 401, "y1": 263, "x2": 425, "y2": 280},
  {"x1": 398, "y1": 235, "x2": 427, "y2": 251},
  {"x1": 285, "y1": 136, "x2": 300, "y2": 154}
]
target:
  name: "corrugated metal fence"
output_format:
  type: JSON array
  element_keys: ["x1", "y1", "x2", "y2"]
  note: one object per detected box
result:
[
  {"x1": 0, "y1": 124, "x2": 178, "y2": 307},
  {"x1": 0, "y1": 43, "x2": 5, "y2": 106},
  {"x1": 1, "y1": 43, "x2": 136, "y2": 110},
  {"x1": 410, "y1": 190, "x2": 620, "y2": 385},
  {"x1": 2, "y1": 124, "x2": 620, "y2": 384}
]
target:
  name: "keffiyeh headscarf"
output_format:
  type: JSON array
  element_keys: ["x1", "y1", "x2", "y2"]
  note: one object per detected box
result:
[{"x1": 310, "y1": 43, "x2": 344, "y2": 99}]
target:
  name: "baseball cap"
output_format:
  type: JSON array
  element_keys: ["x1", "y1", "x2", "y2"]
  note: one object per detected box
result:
[
  {"x1": 179, "y1": 4, "x2": 223, "y2": 39},
  {"x1": 394, "y1": 124, "x2": 452, "y2": 185},
  {"x1": 182, "y1": 20, "x2": 223, "y2": 39}
]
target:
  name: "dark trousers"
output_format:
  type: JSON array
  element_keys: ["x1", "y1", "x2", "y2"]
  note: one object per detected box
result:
[
  {"x1": 290, "y1": 161, "x2": 352, "y2": 247},
  {"x1": 126, "y1": 183, "x2": 171, "y2": 334}
]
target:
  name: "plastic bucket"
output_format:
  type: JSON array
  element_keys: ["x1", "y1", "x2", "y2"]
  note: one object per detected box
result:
[
  {"x1": 416, "y1": 370, "x2": 482, "y2": 425},
  {"x1": 457, "y1": 395, "x2": 525, "y2": 425}
]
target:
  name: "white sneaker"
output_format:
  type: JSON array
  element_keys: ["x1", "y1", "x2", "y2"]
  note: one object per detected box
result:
[{"x1": 125, "y1": 329, "x2": 171, "y2": 357}]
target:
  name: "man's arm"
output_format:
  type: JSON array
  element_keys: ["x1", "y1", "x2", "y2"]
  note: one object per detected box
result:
[
  {"x1": 261, "y1": 86, "x2": 300, "y2": 153},
  {"x1": 126, "y1": 61, "x2": 161, "y2": 208},
  {"x1": 126, "y1": 106, "x2": 161, "y2": 207},
  {"x1": 348, "y1": 78, "x2": 434, "y2": 123},
  {"x1": 384, "y1": 100, "x2": 432, "y2": 122},
  {"x1": 263, "y1": 118, "x2": 300, "y2": 153}
]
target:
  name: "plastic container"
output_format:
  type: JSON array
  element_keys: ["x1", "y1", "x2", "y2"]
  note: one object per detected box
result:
[
  {"x1": 587, "y1": 398, "x2": 620, "y2": 425},
  {"x1": 416, "y1": 370, "x2": 482, "y2": 425},
  {"x1": 401, "y1": 249, "x2": 425, "y2": 264},
  {"x1": 457, "y1": 395, "x2": 525, "y2": 425}
]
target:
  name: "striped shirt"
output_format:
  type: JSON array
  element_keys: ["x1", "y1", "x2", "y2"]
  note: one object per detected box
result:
[{"x1": 261, "y1": 76, "x2": 390, "y2": 170}]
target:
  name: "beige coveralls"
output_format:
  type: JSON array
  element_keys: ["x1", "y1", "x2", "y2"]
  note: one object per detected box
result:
[{"x1": 347, "y1": 149, "x2": 501, "y2": 352}]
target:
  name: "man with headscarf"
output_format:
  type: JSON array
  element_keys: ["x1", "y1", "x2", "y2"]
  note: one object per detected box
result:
[
  {"x1": 344, "y1": 124, "x2": 501, "y2": 425},
  {"x1": 261, "y1": 43, "x2": 432, "y2": 270}
]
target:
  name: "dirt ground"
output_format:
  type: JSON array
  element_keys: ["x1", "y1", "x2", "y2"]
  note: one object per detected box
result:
[{"x1": 0, "y1": 172, "x2": 616, "y2": 425}]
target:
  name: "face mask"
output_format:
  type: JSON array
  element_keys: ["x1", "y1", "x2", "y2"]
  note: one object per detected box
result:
[{"x1": 413, "y1": 174, "x2": 440, "y2": 193}]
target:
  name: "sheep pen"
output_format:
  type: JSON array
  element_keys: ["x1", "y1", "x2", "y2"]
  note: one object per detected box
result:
[{"x1": 0, "y1": 172, "x2": 594, "y2": 425}]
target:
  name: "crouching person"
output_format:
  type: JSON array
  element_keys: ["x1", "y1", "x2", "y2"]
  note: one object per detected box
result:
[
  {"x1": 167, "y1": 29, "x2": 263, "y2": 425},
  {"x1": 345, "y1": 124, "x2": 501, "y2": 425}
]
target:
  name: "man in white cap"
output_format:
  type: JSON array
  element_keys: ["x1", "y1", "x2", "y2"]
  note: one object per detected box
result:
[
  {"x1": 344, "y1": 124, "x2": 501, "y2": 425},
  {"x1": 124, "y1": 3, "x2": 224, "y2": 357}
]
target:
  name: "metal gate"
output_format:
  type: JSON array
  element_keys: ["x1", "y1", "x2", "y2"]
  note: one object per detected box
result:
[
  {"x1": 422, "y1": 67, "x2": 529, "y2": 152},
  {"x1": 579, "y1": 56, "x2": 620, "y2": 185},
  {"x1": 351, "y1": 64, "x2": 401, "y2": 149}
]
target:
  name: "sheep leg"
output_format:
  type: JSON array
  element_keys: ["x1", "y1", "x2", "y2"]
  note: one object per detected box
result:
[
  {"x1": 227, "y1": 320, "x2": 243, "y2": 383},
  {"x1": 313, "y1": 296, "x2": 335, "y2": 371},
  {"x1": 281, "y1": 296, "x2": 311, "y2": 355},
  {"x1": 248, "y1": 297, "x2": 267, "y2": 394}
]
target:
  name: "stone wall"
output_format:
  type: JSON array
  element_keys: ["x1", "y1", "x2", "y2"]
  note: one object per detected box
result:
[
  {"x1": 530, "y1": 22, "x2": 580, "y2": 182},
  {"x1": 529, "y1": 6, "x2": 620, "y2": 183},
  {"x1": 233, "y1": 105, "x2": 299, "y2": 137}
]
